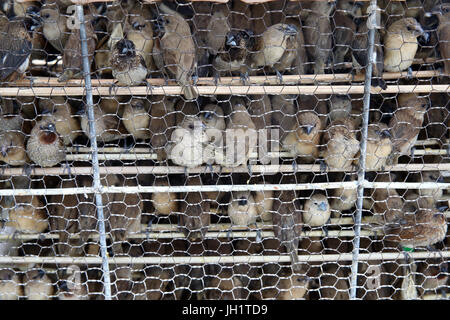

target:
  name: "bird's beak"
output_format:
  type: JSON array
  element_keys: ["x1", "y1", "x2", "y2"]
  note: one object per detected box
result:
[
  {"x1": 284, "y1": 24, "x2": 298, "y2": 36},
  {"x1": 381, "y1": 130, "x2": 392, "y2": 138},
  {"x1": 318, "y1": 202, "x2": 328, "y2": 211},
  {"x1": 75, "y1": 108, "x2": 86, "y2": 116},
  {"x1": 226, "y1": 35, "x2": 237, "y2": 47},
  {"x1": 38, "y1": 269, "x2": 46, "y2": 279},
  {"x1": 120, "y1": 46, "x2": 129, "y2": 55},
  {"x1": 303, "y1": 125, "x2": 314, "y2": 135},
  {"x1": 437, "y1": 205, "x2": 449, "y2": 213}
]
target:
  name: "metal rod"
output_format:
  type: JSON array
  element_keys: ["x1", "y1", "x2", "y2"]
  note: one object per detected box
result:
[
  {"x1": 0, "y1": 251, "x2": 448, "y2": 265},
  {"x1": 350, "y1": 0, "x2": 377, "y2": 300},
  {"x1": 76, "y1": 5, "x2": 111, "y2": 300}
]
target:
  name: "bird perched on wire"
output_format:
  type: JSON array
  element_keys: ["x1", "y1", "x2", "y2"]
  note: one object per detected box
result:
[
  {"x1": 332, "y1": 8, "x2": 357, "y2": 72},
  {"x1": 23, "y1": 268, "x2": 53, "y2": 300},
  {"x1": 39, "y1": 97, "x2": 81, "y2": 146},
  {"x1": 39, "y1": 3, "x2": 68, "y2": 53},
  {"x1": 0, "y1": 129, "x2": 27, "y2": 167},
  {"x1": 383, "y1": 18, "x2": 428, "y2": 73},
  {"x1": 249, "y1": 23, "x2": 299, "y2": 82},
  {"x1": 150, "y1": 175, "x2": 178, "y2": 217},
  {"x1": 0, "y1": 194, "x2": 48, "y2": 234},
  {"x1": 0, "y1": 11, "x2": 40, "y2": 82},
  {"x1": 303, "y1": 1, "x2": 335, "y2": 75},
  {"x1": 227, "y1": 190, "x2": 260, "y2": 240},
  {"x1": 281, "y1": 111, "x2": 323, "y2": 166},
  {"x1": 214, "y1": 98, "x2": 256, "y2": 170},
  {"x1": 272, "y1": 175, "x2": 303, "y2": 270},
  {"x1": 26, "y1": 119, "x2": 65, "y2": 168},
  {"x1": 355, "y1": 122, "x2": 393, "y2": 171},
  {"x1": 328, "y1": 95, "x2": 353, "y2": 123},
  {"x1": 0, "y1": 269, "x2": 21, "y2": 300},
  {"x1": 320, "y1": 118, "x2": 360, "y2": 172},
  {"x1": 152, "y1": 3, "x2": 198, "y2": 100},
  {"x1": 122, "y1": 97, "x2": 151, "y2": 142},
  {"x1": 330, "y1": 174, "x2": 358, "y2": 216},
  {"x1": 387, "y1": 94, "x2": 428, "y2": 165},
  {"x1": 110, "y1": 38, "x2": 148, "y2": 86},
  {"x1": 302, "y1": 193, "x2": 331, "y2": 233},
  {"x1": 178, "y1": 175, "x2": 211, "y2": 242}
]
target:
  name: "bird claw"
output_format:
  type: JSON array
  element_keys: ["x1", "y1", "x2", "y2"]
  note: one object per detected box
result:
[
  {"x1": 226, "y1": 228, "x2": 233, "y2": 241},
  {"x1": 410, "y1": 147, "x2": 416, "y2": 159},
  {"x1": 22, "y1": 164, "x2": 34, "y2": 177},
  {"x1": 213, "y1": 72, "x2": 220, "y2": 86},
  {"x1": 205, "y1": 163, "x2": 214, "y2": 179},
  {"x1": 184, "y1": 167, "x2": 189, "y2": 178},
  {"x1": 123, "y1": 137, "x2": 135, "y2": 153},
  {"x1": 192, "y1": 73, "x2": 199, "y2": 86},
  {"x1": 320, "y1": 160, "x2": 327, "y2": 174},
  {"x1": 109, "y1": 81, "x2": 119, "y2": 96},
  {"x1": 323, "y1": 225, "x2": 329, "y2": 238},
  {"x1": 247, "y1": 162, "x2": 253, "y2": 176},
  {"x1": 292, "y1": 160, "x2": 298, "y2": 173},
  {"x1": 255, "y1": 229, "x2": 262, "y2": 243},
  {"x1": 145, "y1": 216, "x2": 156, "y2": 241},
  {"x1": 62, "y1": 162, "x2": 72, "y2": 177},
  {"x1": 275, "y1": 70, "x2": 283, "y2": 84},
  {"x1": 407, "y1": 68, "x2": 413, "y2": 79}
]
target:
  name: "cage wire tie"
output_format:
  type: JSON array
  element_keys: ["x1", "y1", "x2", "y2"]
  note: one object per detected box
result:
[
  {"x1": 76, "y1": 4, "x2": 112, "y2": 300},
  {"x1": 349, "y1": 0, "x2": 378, "y2": 300}
]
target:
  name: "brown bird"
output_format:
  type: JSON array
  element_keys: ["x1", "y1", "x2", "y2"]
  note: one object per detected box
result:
[
  {"x1": 271, "y1": 95, "x2": 298, "y2": 150},
  {"x1": 178, "y1": 175, "x2": 210, "y2": 242},
  {"x1": 1, "y1": 194, "x2": 48, "y2": 234},
  {"x1": 352, "y1": 5, "x2": 387, "y2": 89},
  {"x1": 303, "y1": 1, "x2": 335, "y2": 74},
  {"x1": 428, "y1": 4, "x2": 450, "y2": 74},
  {"x1": 356, "y1": 122, "x2": 393, "y2": 171},
  {"x1": 0, "y1": 269, "x2": 22, "y2": 300},
  {"x1": 272, "y1": 175, "x2": 303, "y2": 269},
  {"x1": 0, "y1": 130, "x2": 27, "y2": 166},
  {"x1": 79, "y1": 100, "x2": 127, "y2": 144},
  {"x1": 23, "y1": 268, "x2": 53, "y2": 300},
  {"x1": 281, "y1": 111, "x2": 323, "y2": 165},
  {"x1": 123, "y1": 4, "x2": 155, "y2": 73},
  {"x1": 148, "y1": 96, "x2": 176, "y2": 162},
  {"x1": 328, "y1": 95, "x2": 353, "y2": 122},
  {"x1": 214, "y1": 98, "x2": 256, "y2": 169},
  {"x1": 302, "y1": 193, "x2": 331, "y2": 229},
  {"x1": 213, "y1": 29, "x2": 254, "y2": 81},
  {"x1": 387, "y1": 94, "x2": 428, "y2": 165},
  {"x1": 332, "y1": 10, "x2": 356, "y2": 71},
  {"x1": 0, "y1": 13, "x2": 40, "y2": 82},
  {"x1": 250, "y1": 23, "x2": 299, "y2": 81},
  {"x1": 150, "y1": 175, "x2": 178, "y2": 216},
  {"x1": 26, "y1": 119, "x2": 65, "y2": 167},
  {"x1": 247, "y1": 95, "x2": 272, "y2": 165},
  {"x1": 40, "y1": 4, "x2": 68, "y2": 53},
  {"x1": 152, "y1": 3, "x2": 198, "y2": 100},
  {"x1": 253, "y1": 189, "x2": 274, "y2": 223},
  {"x1": 384, "y1": 18, "x2": 427, "y2": 73},
  {"x1": 122, "y1": 97, "x2": 151, "y2": 141},
  {"x1": 110, "y1": 38, "x2": 148, "y2": 86},
  {"x1": 58, "y1": 13, "x2": 97, "y2": 82},
  {"x1": 39, "y1": 97, "x2": 81, "y2": 146},
  {"x1": 321, "y1": 118, "x2": 360, "y2": 172},
  {"x1": 200, "y1": 103, "x2": 225, "y2": 169},
  {"x1": 330, "y1": 174, "x2": 358, "y2": 216},
  {"x1": 227, "y1": 190, "x2": 260, "y2": 239}
]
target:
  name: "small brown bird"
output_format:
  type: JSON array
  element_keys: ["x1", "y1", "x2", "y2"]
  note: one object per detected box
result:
[
  {"x1": 122, "y1": 97, "x2": 151, "y2": 141},
  {"x1": 79, "y1": 100, "x2": 127, "y2": 144},
  {"x1": 281, "y1": 111, "x2": 323, "y2": 164},
  {"x1": 303, "y1": 1, "x2": 335, "y2": 74},
  {"x1": 332, "y1": 10, "x2": 356, "y2": 71},
  {"x1": 214, "y1": 98, "x2": 256, "y2": 169},
  {"x1": 0, "y1": 13, "x2": 40, "y2": 82},
  {"x1": 328, "y1": 95, "x2": 352, "y2": 122},
  {"x1": 26, "y1": 119, "x2": 65, "y2": 167},
  {"x1": 58, "y1": 17, "x2": 97, "y2": 82},
  {"x1": 1, "y1": 194, "x2": 48, "y2": 234},
  {"x1": 253, "y1": 190, "x2": 274, "y2": 223},
  {"x1": 387, "y1": 95, "x2": 428, "y2": 165},
  {"x1": 321, "y1": 118, "x2": 360, "y2": 172},
  {"x1": 250, "y1": 23, "x2": 299, "y2": 81},
  {"x1": 39, "y1": 97, "x2": 81, "y2": 146},
  {"x1": 166, "y1": 115, "x2": 209, "y2": 169},
  {"x1": 178, "y1": 175, "x2": 210, "y2": 242},
  {"x1": 302, "y1": 193, "x2": 331, "y2": 228},
  {"x1": 352, "y1": 5, "x2": 387, "y2": 89},
  {"x1": 40, "y1": 4, "x2": 68, "y2": 53},
  {"x1": 150, "y1": 175, "x2": 178, "y2": 216},
  {"x1": 110, "y1": 38, "x2": 148, "y2": 86},
  {"x1": 247, "y1": 95, "x2": 272, "y2": 164},
  {"x1": 23, "y1": 268, "x2": 53, "y2": 300},
  {"x1": 0, "y1": 269, "x2": 22, "y2": 300},
  {"x1": 330, "y1": 174, "x2": 358, "y2": 215},
  {"x1": 148, "y1": 96, "x2": 176, "y2": 162},
  {"x1": 271, "y1": 95, "x2": 298, "y2": 149},
  {"x1": 356, "y1": 122, "x2": 393, "y2": 171},
  {"x1": 227, "y1": 190, "x2": 259, "y2": 233},
  {"x1": 428, "y1": 4, "x2": 450, "y2": 74},
  {"x1": 384, "y1": 18, "x2": 427, "y2": 73},
  {"x1": 123, "y1": 5, "x2": 155, "y2": 72},
  {"x1": 272, "y1": 175, "x2": 303, "y2": 268},
  {"x1": 153, "y1": 3, "x2": 198, "y2": 100},
  {"x1": 213, "y1": 29, "x2": 254, "y2": 80},
  {"x1": 411, "y1": 171, "x2": 445, "y2": 208},
  {"x1": 0, "y1": 130, "x2": 27, "y2": 166}
]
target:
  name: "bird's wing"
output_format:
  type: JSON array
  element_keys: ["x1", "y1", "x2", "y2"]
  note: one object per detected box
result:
[{"x1": 0, "y1": 35, "x2": 31, "y2": 80}]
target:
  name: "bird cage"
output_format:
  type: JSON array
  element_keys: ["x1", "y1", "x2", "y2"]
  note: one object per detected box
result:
[{"x1": 0, "y1": 0, "x2": 447, "y2": 301}]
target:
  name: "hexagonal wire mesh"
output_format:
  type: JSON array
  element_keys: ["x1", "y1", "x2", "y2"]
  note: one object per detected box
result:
[{"x1": 0, "y1": 0, "x2": 448, "y2": 300}]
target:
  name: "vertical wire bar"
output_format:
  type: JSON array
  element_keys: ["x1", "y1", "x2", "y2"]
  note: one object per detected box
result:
[
  {"x1": 76, "y1": 4, "x2": 112, "y2": 300},
  {"x1": 349, "y1": 0, "x2": 377, "y2": 300}
]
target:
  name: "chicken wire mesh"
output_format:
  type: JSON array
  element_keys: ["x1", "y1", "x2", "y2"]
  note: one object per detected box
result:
[{"x1": 0, "y1": 0, "x2": 447, "y2": 300}]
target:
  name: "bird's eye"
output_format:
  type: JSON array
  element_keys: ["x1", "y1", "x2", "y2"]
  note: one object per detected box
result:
[
  {"x1": 43, "y1": 13, "x2": 50, "y2": 19},
  {"x1": 204, "y1": 112, "x2": 212, "y2": 120},
  {"x1": 407, "y1": 26, "x2": 414, "y2": 32},
  {"x1": 188, "y1": 124, "x2": 194, "y2": 130}
]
